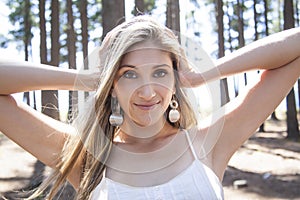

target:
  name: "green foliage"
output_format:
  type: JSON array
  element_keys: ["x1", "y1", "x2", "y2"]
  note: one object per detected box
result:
[
  {"x1": 144, "y1": 0, "x2": 157, "y2": 13},
  {"x1": 4, "y1": 0, "x2": 299, "y2": 64},
  {"x1": 6, "y1": 0, "x2": 37, "y2": 52},
  {"x1": 81, "y1": 0, "x2": 102, "y2": 45}
]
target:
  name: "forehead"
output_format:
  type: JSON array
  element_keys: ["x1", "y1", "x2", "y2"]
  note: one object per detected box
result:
[
  {"x1": 121, "y1": 48, "x2": 172, "y2": 67},
  {"x1": 120, "y1": 41, "x2": 173, "y2": 67}
]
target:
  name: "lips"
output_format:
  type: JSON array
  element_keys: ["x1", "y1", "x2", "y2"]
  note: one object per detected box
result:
[{"x1": 134, "y1": 101, "x2": 160, "y2": 111}]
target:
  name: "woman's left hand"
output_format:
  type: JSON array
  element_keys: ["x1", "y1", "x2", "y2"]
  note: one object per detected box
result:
[{"x1": 177, "y1": 47, "x2": 204, "y2": 88}]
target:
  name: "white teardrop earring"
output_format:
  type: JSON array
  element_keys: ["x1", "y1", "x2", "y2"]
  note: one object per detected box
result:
[
  {"x1": 109, "y1": 96, "x2": 123, "y2": 126},
  {"x1": 168, "y1": 96, "x2": 180, "y2": 123}
]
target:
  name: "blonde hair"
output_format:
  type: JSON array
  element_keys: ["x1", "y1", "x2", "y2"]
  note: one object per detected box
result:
[{"x1": 30, "y1": 15, "x2": 197, "y2": 199}]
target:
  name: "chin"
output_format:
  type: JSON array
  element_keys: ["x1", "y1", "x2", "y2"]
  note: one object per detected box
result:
[{"x1": 134, "y1": 116, "x2": 166, "y2": 127}]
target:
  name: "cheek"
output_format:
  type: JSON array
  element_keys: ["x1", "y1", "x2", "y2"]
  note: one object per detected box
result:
[
  {"x1": 113, "y1": 83, "x2": 134, "y2": 113},
  {"x1": 115, "y1": 79, "x2": 140, "y2": 101},
  {"x1": 161, "y1": 87, "x2": 174, "y2": 104}
]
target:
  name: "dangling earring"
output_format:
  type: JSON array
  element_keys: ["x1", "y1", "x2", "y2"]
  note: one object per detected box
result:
[
  {"x1": 168, "y1": 96, "x2": 180, "y2": 123},
  {"x1": 109, "y1": 96, "x2": 123, "y2": 126}
]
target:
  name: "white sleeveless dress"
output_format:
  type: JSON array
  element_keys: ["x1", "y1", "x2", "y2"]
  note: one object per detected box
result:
[{"x1": 91, "y1": 130, "x2": 224, "y2": 200}]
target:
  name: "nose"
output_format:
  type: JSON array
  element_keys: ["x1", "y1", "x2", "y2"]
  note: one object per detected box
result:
[{"x1": 137, "y1": 84, "x2": 156, "y2": 100}]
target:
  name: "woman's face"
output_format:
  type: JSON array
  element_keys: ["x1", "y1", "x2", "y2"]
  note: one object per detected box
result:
[{"x1": 113, "y1": 46, "x2": 175, "y2": 127}]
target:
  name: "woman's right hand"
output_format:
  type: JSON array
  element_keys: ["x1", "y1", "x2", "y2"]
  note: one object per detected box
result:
[
  {"x1": 75, "y1": 70, "x2": 101, "y2": 92},
  {"x1": 0, "y1": 60, "x2": 101, "y2": 94}
]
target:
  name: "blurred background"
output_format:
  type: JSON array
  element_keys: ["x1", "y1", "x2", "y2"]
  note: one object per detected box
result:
[{"x1": 0, "y1": 0, "x2": 300, "y2": 199}]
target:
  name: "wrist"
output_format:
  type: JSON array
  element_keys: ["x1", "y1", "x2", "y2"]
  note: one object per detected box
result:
[{"x1": 75, "y1": 71, "x2": 99, "y2": 91}]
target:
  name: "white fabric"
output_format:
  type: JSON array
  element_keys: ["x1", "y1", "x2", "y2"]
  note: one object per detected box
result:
[{"x1": 91, "y1": 131, "x2": 224, "y2": 200}]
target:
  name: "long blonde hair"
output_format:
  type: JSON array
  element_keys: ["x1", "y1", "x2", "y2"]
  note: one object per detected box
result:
[{"x1": 31, "y1": 15, "x2": 198, "y2": 200}]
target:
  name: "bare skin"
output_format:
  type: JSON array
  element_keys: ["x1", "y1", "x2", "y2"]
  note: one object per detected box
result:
[{"x1": 0, "y1": 27, "x2": 299, "y2": 189}]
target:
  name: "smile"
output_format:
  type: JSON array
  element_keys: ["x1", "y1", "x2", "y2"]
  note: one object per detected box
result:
[{"x1": 134, "y1": 102, "x2": 160, "y2": 111}]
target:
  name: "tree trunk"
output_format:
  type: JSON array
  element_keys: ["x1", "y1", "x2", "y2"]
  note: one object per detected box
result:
[
  {"x1": 39, "y1": 0, "x2": 47, "y2": 64},
  {"x1": 39, "y1": 0, "x2": 49, "y2": 114},
  {"x1": 225, "y1": 1, "x2": 234, "y2": 53},
  {"x1": 24, "y1": 0, "x2": 31, "y2": 62},
  {"x1": 79, "y1": 0, "x2": 89, "y2": 99},
  {"x1": 216, "y1": 0, "x2": 225, "y2": 58},
  {"x1": 134, "y1": 0, "x2": 145, "y2": 15},
  {"x1": 253, "y1": 0, "x2": 258, "y2": 40},
  {"x1": 102, "y1": 0, "x2": 125, "y2": 40},
  {"x1": 284, "y1": 0, "x2": 299, "y2": 140},
  {"x1": 237, "y1": 0, "x2": 245, "y2": 47},
  {"x1": 23, "y1": 0, "x2": 31, "y2": 106},
  {"x1": 263, "y1": 0, "x2": 269, "y2": 36},
  {"x1": 23, "y1": 92, "x2": 30, "y2": 105},
  {"x1": 166, "y1": 0, "x2": 180, "y2": 34},
  {"x1": 216, "y1": 0, "x2": 229, "y2": 105},
  {"x1": 286, "y1": 89, "x2": 299, "y2": 140},
  {"x1": 67, "y1": 0, "x2": 78, "y2": 120},
  {"x1": 42, "y1": 0, "x2": 59, "y2": 120},
  {"x1": 79, "y1": 0, "x2": 88, "y2": 64},
  {"x1": 67, "y1": 0, "x2": 76, "y2": 70},
  {"x1": 50, "y1": 0, "x2": 60, "y2": 67}
]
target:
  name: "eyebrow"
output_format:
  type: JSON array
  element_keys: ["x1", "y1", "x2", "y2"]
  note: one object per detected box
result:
[{"x1": 119, "y1": 64, "x2": 172, "y2": 69}]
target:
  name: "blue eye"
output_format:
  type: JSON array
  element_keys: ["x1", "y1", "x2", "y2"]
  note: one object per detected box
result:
[
  {"x1": 123, "y1": 70, "x2": 137, "y2": 79},
  {"x1": 153, "y1": 69, "x2": 168, "y2": 78}
]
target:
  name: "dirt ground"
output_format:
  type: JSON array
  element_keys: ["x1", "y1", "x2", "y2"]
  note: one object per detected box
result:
[
  {"x1": 0, "y1": 119, "x2": 300, "y2": 200},
  {"x1": 223, "y1": 119, "x2": 300, "y2": 200}
]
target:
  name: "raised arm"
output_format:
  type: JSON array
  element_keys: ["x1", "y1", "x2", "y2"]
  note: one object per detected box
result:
[
  {"x1": 214, "y1": 27, "x2": 300, "y2": 77},
  {"x1": 0, "y1": 60, "x2": 97, "y2": 95},
  {"x1": 0, "y1": 95, "x2": 72, "y2": 167},
  {"x1": 180, "y1": 27, "x2": 300, "y2": 86},
  {"x1": 190, "y1": 28, "x2": 300, "y2": 180},
  {"x1": 0, "y1": 61, "x2": 96, "y2": 172}
]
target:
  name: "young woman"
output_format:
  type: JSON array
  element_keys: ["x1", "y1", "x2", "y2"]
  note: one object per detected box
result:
[{"x1": 0, "y1": 16, "x2": 299, "y2": 200}]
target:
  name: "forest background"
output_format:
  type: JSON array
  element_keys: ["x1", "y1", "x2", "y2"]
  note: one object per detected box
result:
[
  {"x1": 0, "y1": 0, "x2": 300, "y2": 199},
  {"x1": 1, "y1": 0, "x2": 300, "y2": 139}
]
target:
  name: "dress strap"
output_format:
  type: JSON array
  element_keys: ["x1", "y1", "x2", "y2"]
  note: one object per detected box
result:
[{"x1": 183, "y1": 129, "x2": 198, "y2": 160}]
